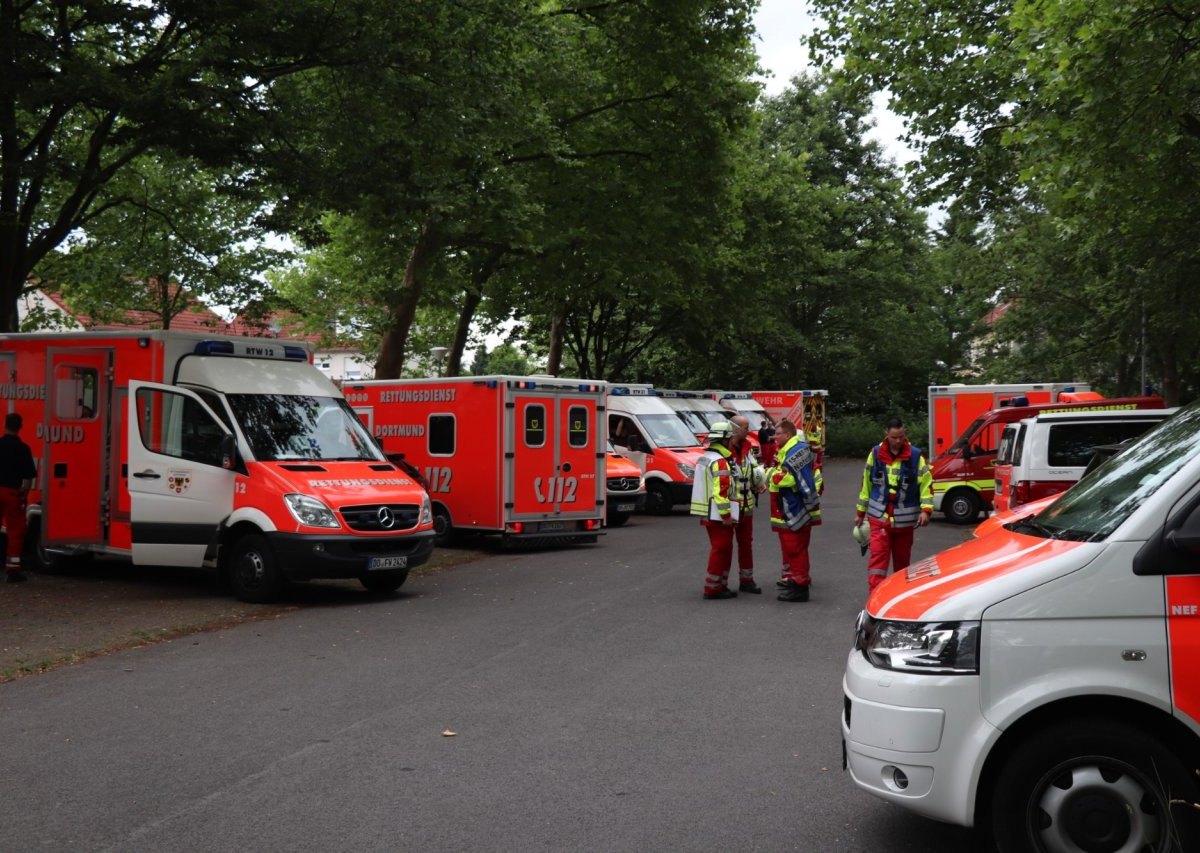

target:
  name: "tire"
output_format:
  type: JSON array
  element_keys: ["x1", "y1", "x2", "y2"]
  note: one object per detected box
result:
[
  {"x1": 607, "y1": 511, "x2": 631, "y2": 527},
  {"x1": 360, "y1": 570, "x2": 409, "y2": 594},
  {"x1": 226, "y1": 533, "x2": 284, "y2": 603},
  {"x1": 22, "y1": 518, "x2": 71, "y2": 575},
  {"x1": 989, "y1": 719, "x2": 1200, "y2": 853},
  {"x1": 644, "y1": 480, "x2": 674, "y2": 515},
  {"x1": 943, "y1": 489, "x2": 981, "y2": 525},
  {"x1": 433, "y1": 505, "x2": 456, "y2": 546}
]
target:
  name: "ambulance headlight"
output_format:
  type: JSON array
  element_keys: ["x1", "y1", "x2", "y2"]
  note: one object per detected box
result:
[
  {"x1": 420, "y1": 492, "x2": 433, "y2": 525},
  {"x1": 284, "y1": 494, "x2": 341, "y2": 528},
  {"x1": 677, "y1": 462, "x2": 695, "y2": 479},
  {"x1": 856, "y1": 616, "x2": 980, "y2": 674}
]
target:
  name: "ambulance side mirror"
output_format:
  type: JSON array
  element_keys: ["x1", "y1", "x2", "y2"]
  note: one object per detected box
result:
[
  {"x1": 219, "y1": 433, "x2": 239, "y2": 470},
  {"x1": 1167, "y1": 505, "x2": 1200, "y2": 554}
]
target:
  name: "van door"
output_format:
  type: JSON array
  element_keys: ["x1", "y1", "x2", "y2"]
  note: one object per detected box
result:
[
  {"x1": 557, "y1": 396, "x2": 601, "y2": 516},
  {"x1": 44, "y1": 347, "x2": 110, "y2": 545},
  {"x1": 127, "y1": 381, "x2": 235, "y2": 566}
]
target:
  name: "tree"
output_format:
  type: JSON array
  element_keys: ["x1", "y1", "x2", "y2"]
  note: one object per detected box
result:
[
  {"x1": 1, "y1": 0, "x2": 351, "y2": 331},
  {"x1": 38, "y1": 155, "x2": 285, "y2": 328}
]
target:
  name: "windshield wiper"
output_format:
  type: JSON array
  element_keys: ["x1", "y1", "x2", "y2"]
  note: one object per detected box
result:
[{"x1": 1008, "y1": 516, "x2": 1061, "y2": 540}]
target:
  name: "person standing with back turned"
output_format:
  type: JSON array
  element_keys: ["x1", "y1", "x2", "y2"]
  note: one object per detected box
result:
[
  {"x1": 855, "y1": 417, "x2": 933, "y2": 592},
  {"x1": 0, "y1": 413, "x2": 37, "y2": 583}
]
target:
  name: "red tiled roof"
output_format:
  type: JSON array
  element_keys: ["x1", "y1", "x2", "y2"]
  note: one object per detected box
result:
[{"x1": 43, "y1": 284, "x2": 226, "y2": 332}]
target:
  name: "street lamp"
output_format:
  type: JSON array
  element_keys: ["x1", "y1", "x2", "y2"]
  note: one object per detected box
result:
[{"x1": 430, "y1": 346, "x2": 449, "y2": 377}]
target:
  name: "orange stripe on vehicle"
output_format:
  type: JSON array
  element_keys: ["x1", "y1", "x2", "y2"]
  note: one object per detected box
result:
[
  {"x1": 1167, "y1": 576, "x2": 1200, "y2": 725},
  {"x1": 871, "y1": 529, "x2": 1084, "y2": 620}
]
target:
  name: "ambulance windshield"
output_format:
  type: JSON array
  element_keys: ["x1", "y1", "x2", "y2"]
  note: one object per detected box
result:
[
  {"x1": 226, "y1": 394, "x2": 385, "y2": 462},
  {"x1": 1021, "y1": 404, "x2": 1196, "y2": 541},
  {"x1": 640, "y1": 414, "x2": 702, "y2": 448}
]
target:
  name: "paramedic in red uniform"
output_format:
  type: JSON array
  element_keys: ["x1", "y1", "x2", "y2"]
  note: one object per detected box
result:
[
  {"x1": 1, "y1": 413, "x2": 37, "y2": 583},
  {"x1": 855, "y1": 417, "x2": 934, "y2": 591},
  {"x1": 690, "y1": 417, "x2": 766, "y2": 599}
]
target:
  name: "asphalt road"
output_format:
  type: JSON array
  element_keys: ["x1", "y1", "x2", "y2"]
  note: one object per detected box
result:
[{"x1": 0, "y1": 459, "x2": 980, "y2": 852}]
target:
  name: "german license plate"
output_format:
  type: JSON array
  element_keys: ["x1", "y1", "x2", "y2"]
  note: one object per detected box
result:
[
  {"x1": 615, "y1": 503, "x2": 635, "y2": 512},
  {"x1": 368, "y1": 555, "x2": 407, "y2": 571},
  {"x1": 540, "y1": 521, "x2": 566, "y2": 532}
]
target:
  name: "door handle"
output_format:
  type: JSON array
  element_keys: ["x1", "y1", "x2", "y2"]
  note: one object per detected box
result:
[{"x1": 133, "y1": 470, "x2": 161, "y2": 480}]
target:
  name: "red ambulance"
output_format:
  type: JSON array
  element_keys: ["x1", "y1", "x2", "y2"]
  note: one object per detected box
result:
[
  {"x1": 0, "y1": 331, "x2": 435, "y2": 602},
  {"x1": 604, "y1": 444, "x2": 645, "y2": 527},
  {"x1": 843, "y1": 400, "x2": 1200, "y2": 850},
  {"x1": 346, "y1": 375, "x2": 605, "y2": 545},
  {"x1": 606, "y1": 384, "x2": 707, "y2": 515},
  {"x1": 930, "y1": 393, "x2": 1164, "y2": 523},
  {"x1": 927, "y1": 381, "x2": 1093, "y2": 460}
]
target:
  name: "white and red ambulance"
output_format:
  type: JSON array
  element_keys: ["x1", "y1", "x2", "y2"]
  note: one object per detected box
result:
[
  {"x1": 0, "y1": 331, "x2": 435, "y2": 602},
  {"x1": 606, "y1": 384, "x2": 707, "y2": 515},
  {"x1": 346, "y1": 376, "x2": 605, "y2": 545},
  {"x1": 842, "y1": 400, "x2": 1200, "y2": 851}
]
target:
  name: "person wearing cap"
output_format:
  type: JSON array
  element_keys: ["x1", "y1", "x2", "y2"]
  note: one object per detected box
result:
[
  {"x1": 855, "y1": 416, "x2": 934, "y2": 591},
  {"x1": 0, "y1": 412, "x2": 37, "y2": 583},
  {"x1": 689, "y1": 415, "x2": 765, "y2": 599},
  {"x1": 768, "y1": 419, "x2": 822, "y2": 602}
]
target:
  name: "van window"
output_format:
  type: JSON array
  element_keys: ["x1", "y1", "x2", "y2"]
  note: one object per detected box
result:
[
  {"x1": 135, "y1": 387, "x2": 226, "y2": 467},
  {"x1": 997, "y1": 425, "x2": 1025, "y2": 465},
  {"x1": 524, "y1": 405, "x2": 546, "y2": 447},
  {"x1": 1047, "y1": 422, "x2": 1155, "y2": 467},
  {"x1": 567, "y1": 405, "x2": 588, "y2": 448},
  {"x1": 429, "y1": 414, "x2": 455, "y2": 455}
]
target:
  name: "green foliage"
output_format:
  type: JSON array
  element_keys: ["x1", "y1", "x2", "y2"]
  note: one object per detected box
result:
[{"x1": 826, "y1": 412, "x2": 928, "y2": 459}]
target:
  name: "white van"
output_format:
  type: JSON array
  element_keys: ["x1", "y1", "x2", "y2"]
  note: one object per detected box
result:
[
  {"x1": 842, "y1": 400, "x2": 1200, "y2": 851},
  {"x1": 993, "y1": 408, "x2": 1176, "y2": 512},
  {"x1": 606, "y1": 385, "x2": 706, "y2": 514}
]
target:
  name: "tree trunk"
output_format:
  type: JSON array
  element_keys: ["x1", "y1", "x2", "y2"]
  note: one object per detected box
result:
[
  {"x1": 546, "y1": 307, "x2": 564, "y2": 376},
  {"x1": 1160, "y1": 344, "x2": 1180, "y2": 406},
  {"x1": 375, "y1": 222, "x2": 442, "y2": 379},
  {"x1": 447, "y1": 248, "x2": 503, "y2": 377}
]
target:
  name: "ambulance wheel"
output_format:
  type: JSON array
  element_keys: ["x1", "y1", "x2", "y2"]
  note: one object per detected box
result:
[
  {"x1": 22, "y1": 518, "x2": 69, "y2": 575},
  {"x1": 360, "y1": 570, "x2": 409, "y2": 594},
  {"x1": 433, "y1": 505, "x2": 456, "y2": 546},
  {"x1": 227, "y1": 534, "x2": 284, "y2": 603},
  {"x1": 645, "y1": 481, "x2": 674, "y2": 515},
  {"x1": 988, "y1": 719, "x2": 1200, "y2": 853},
  {"x1": 943, "y1": 489, "x2": 980, "y2": 524}
]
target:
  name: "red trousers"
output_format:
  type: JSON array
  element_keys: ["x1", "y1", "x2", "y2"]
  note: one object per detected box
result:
[
  {"x1": 0, "y1": 486, "x2": 26, "y2": 571},
  {"x1": 776, "y1": 524, "x2": 813, "y2": 586},
  {"x1": 867, "y1": 519, "x2": 914, "y2": 590},
  {"x1": 702, "y1": 515, "x2": 755, "y2": 593}
]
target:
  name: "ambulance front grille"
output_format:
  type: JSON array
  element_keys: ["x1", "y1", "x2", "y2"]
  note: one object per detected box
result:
[
  {"x1": 340, "y1": 503, "x2": 422, "y2": 532},
  {"x1": 607, "y1": 477, "x2": 639, "y2": 491}
]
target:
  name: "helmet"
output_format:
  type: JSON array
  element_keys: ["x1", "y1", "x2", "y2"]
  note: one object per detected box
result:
[
  {"x1": 705, "y1": 421, "x2": 734, "y2": 441},
  {"x1": 851, "y1": 520, "x2": 870, "y2": 546}
]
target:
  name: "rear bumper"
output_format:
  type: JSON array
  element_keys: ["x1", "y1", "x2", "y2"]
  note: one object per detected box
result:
[{"x1": 266, "y1": 530, "x2": 436, "y2": 580}]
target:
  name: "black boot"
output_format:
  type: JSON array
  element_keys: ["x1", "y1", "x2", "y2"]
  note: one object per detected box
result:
[{"x1": 777, "y1": 582, "x2": 809, "y2": 602}]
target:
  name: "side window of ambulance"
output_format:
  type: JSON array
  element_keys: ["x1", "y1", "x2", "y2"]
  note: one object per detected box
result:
[
  {"x1": 525, "y1": 405, "x2": 546, "y2": 447},
  {"x1": 1048, "y1": 422, "x2": 1143, "y2": 467},
  {"x1": 135, "y1": 388, "x2": 226, "y2": 467},
  {"x1": 567, "y1": 405, "x2": 588, "y2": 448},
  {"x1": 53, "y1": 364, "x2": 98, "y2": 420},
  {"x1": 428, "y1": 414, "x2": 455, "y2": 456}
]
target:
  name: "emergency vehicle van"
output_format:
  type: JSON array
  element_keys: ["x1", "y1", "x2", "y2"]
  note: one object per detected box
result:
[
  {"x1": 992, "y1": 407, "x2": 1176, "y2": 513},
  {"x1": 0, "y1": 331, "x2": 435, "y2": 602},
  {"x1": 607, "y1": 384, "x2": 706, "y2": 515},
  {"x1": 604, "y1": 444, "x2": 644, "y2": 526},
  {"x1": 346, "y1": 375, "x2": 605, "y2": 545},
  {"x1": 928, "y1": 382, "x2": 1093, "y2": 460},
  {"x1": 843, "y1": 399, "x2": 1200, "y2": 852},
  {"x1": 750, "y1": 389, "x2": 828, "y2": 455},
  {"x1": 930, "y1": 393, "x2": 1163, "y2": 524},
  {"x1": 657, "y1": 390, "x2": 760, "y2": 453}
]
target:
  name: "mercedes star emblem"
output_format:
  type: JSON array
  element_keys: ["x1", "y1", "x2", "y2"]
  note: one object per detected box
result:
[{"x1": 377, "y1": 506, "x2": 395, "y2": 529}]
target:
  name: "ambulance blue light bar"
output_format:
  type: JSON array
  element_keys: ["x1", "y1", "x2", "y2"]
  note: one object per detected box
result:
[
  {"x1": 514, "y1": 380, "x2": 537, "y2": 389},
  {"x1": 193, "y1": 340, "x2": 309, "y2": 360},
  {"x1": 578, "y1": 384, "x2": 600, "y2": 392}
]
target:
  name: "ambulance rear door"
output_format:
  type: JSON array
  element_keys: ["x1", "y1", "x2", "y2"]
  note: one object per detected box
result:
[
  {"x1": 126, "y1": 381, "x2": 236, "y2": 566},
  {"x1": 507, "y1": 385, "x2": 601, "y2": 522},
  {"x1": 43, "y1": 347, "x2": 110, "y2": 546}
]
